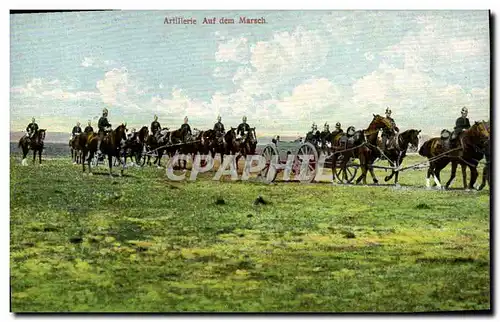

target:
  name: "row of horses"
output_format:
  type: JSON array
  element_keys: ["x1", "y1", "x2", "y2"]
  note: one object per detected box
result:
[
  {"x1": 19, "y1": 115, "x2": 489, "y2": 191},
  {"x1": 69, "y1": 125, "x2": 258, "y2": 176}
]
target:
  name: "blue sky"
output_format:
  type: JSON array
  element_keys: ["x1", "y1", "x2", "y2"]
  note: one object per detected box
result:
[{"x1": 10, "y1": 10, "x2": 490, "y2": 136}]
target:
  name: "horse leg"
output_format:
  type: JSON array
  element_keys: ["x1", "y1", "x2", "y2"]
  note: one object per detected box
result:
[
  {"x1": 445, "y1": 161, "x2": 458, "y2": 189},
  {"x1": 39, "y1": 149, "x2": 42, "y2": 164},
  {"x1": 461, "y1": 163, "x2": 467, "y2": 190},
  {"x1": 433, "y1": 163, "x2": 445, "y2": 190},
  {"x1": 478, "y1": 163, "x2": 488, "y2": 191},
  {"x1": 468, "y1": 165, "x2": 478, "y2": 190},
  {"x1": 369, "y1": 165, "x2": 378, "y2": 184},
  {"x1": 108, "y1": 153, "x2": 113, "y2": 177},
  {"x1": 426, "y1": 162, "x2": 434, "y2": 188}
]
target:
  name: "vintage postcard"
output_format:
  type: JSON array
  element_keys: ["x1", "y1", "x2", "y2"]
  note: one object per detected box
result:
[{"x1": 10, "y1": 10, "x2": 490, "y2": 313}]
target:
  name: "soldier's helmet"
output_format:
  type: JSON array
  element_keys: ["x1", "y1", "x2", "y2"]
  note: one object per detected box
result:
[
  {"x1": 242, "y1": 116, "x2": 247, "y2": 123},
  {"x1": 103, "y1": 108, "x2": 108, "y2": 115},
  {"x1": 335, "y1": 122, "x2": 341, "y2": 129},
  {"x1": 88, "y1": 120, "x2": 91, "y2": 125},
  {"x1": 217, "y1": 115, "x2": 221, "y2": 122},
  {"x1": 324, "y1": 122, "x2": 329, "y2": 131},
  {"x1": 184, "y1": 116, "x2": 188, "y2": 123},
  {"x1": 77, "y1": 122, "x2": 80, "y2": 126},
  {"x1": 32, "y1": 117, "x2": 35, "y2": 123},
  {"x1": 461, "y1": 107, "x2": 468, "y2": 116},
  {"x1": 154, "y1": 114, "x2": 158, "y2": 121},
  {"x1": 385, "y1": 107, "x2": 392, "y2": 116}
]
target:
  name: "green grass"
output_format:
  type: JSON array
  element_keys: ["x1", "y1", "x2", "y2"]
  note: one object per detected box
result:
[{"x1": 10, "y1": 155, "x2": 490, "y2": 312}]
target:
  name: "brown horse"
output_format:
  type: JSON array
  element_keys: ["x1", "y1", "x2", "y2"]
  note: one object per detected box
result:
[
  {"x1": 18, "y1": 129, "x2": 46, "y2": 166},
  {"x1": 143, "y1": 128, "x2": 170, "y2": 168},
  {"x1": 224, "y1": 127, "x2": 257, "y2": 171},
  {"x1": 69, "y1": 135, "x2": 83, "y2": 164},
  {"x1": 419, "y1": 120, "x2": 490, "y2": 190},
  {"x1": 379, "y1": 129, "x2": 421, "y2": 186},
  {"x1": 330, "y1": 114, "x2": 394, "y2": 185},
  {"x1": 123, "y1": 126, "x2": 149, "y2": 166},
  {"x1": 477, "y1": 139, "x2": 490, "y2": 191},
  {"x1": 80, "y1": 124, "x2": 128, "y2": 176}
]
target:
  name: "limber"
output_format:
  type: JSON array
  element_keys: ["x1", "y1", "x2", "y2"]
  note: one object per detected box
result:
[{"x1": 165, "y1": 154, "x2": 334, "y2": 182}]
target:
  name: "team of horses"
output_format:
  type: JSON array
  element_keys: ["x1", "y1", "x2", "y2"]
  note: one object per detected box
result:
[{"x1": 19, "y1": 116, "x2": 489, "y2": 191}]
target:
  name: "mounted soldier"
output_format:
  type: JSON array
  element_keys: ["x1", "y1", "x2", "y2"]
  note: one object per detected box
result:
[
  {"x1": 320, "y1": 122, "x2": 331, "y2": 148},
  {"x1": 451, "y1": 107, "x2": 471, "y2": 143},
  {"x1": 71, "y1": 122, "x2": 82, "y2": 138},
  {"x1": 236, "y1": 116, "x2": 251, "y2": 141},
  {"x1": 339, "y1": 125, "x2": 356, "y2": 149},
  {"x1": 26, "y1": 117, "x2": 39, "y2": 140},
  {"x1": 181, "y1": 116, "x2": 192, "y2": 142},
  {"x1": 381, "y1": 107, "x2": 399, "y2": 151},
  {"x1": 213, "y1": 115, "x2": 225, "y2": 143},
  {"x1": 98, "y1": 108, "x2": 112, "y2": 152},
  {"x1": 151, "y1": 115, "x2": 161, "y2": 140},
  {"x1": 84, "y1": 120, "x2": 94, "y2": 133},
  {"x1": 331, "y1": 122, "x2": 344, "y2": 137}
]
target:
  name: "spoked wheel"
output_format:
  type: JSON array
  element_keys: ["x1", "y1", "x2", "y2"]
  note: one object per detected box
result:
[
  {"x1": 259, "y1": 144, "x2": 279, "y2": 183},
  {"x1": 334, "y1": 158, "x2": 359, "y2": 183},
  {"x1": 293, "y1": 142, "x2": 318, "y2": 183}
]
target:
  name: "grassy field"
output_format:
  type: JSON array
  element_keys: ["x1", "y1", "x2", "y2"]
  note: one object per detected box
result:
[{"x1": 9, "y1": 154, "x2": 490, "y2": 312}]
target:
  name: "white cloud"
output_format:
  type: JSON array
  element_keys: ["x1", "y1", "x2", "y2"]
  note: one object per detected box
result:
[
  {"x1": 215, "y1": 37, "x2": 249, "y2": 63},
  {"x1": 351, "y1": 63, "x2": 489, "y2": 135}
]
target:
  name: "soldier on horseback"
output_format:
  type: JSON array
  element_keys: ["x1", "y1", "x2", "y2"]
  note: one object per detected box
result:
[
  {"x1": 213, "y1": 115, "x2": 225, "y2": 143},
  {"x1": 331, "y1": 122, "x2": 344, "y2": 137},
  {"x1": 381, "y1": 107, "x2": 399, "y2": 151},
  {"x1": 237, "y1": 116, "x2": 250, "y2": 141},
  {"x1": 451, "y1": 107, "x2": 471, "y2": 143},
  {"x1": 181, "y1": 116, "x2": 192, "y2": 142},
  {"x1": 72, "y1": 122, "x2": 82, "y2": 138},
  {"x1": 98, "y1": 108, "x2": 112, "y2": 152},
  {"x1": 26, "y1": 117, "x2": 39, "y2": 140},
  {"x1": 84, "y1": 120, "x2": 93, "y2": 133},
  {"x1": 151, "y1": 115, "x2": 161, "y2": 140}
]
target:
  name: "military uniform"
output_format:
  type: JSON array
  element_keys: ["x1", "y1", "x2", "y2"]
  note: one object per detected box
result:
[
  {"x1": 451, "y1": 107, "x2": 471, "y2": 143},
  {"x1": 237, "y1": 117, "x2": 251, "y2": 139},
  {"x1": 181, "y1": 119, "x2": 192, "y2": 142},
  {"x1": 214, "y1": 117, "x2": 225, "y2": 143},
  {"x1": 151, "y1": 119, "x2": 161, "y2": 136},
  {"x1": 382, "y1": 108, "x2": 399, "y2": 151},
  {"x1": 26, "y1": 121, "x2": 39, "y2": 139},
  {"x1": 98, "y1": 110, "x2": 112, "y2": 151},
  {"x1": 72, "y1": 124, "x2": 82, "y2": 137},
  {"x1": 84, "y1": 124, "x2": 94, "y2": 133}
]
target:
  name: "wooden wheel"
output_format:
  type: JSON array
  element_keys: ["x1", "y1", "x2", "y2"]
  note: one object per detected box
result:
[
  {"x1": 293, "y1": 142, "x2": 318, "y2": 183},
  {"x1": 259, "y1": 144, "x2": 279, "y2": 183},
  {"x1": 334, "y1": 158, "x2": 359, "y2": 183}
]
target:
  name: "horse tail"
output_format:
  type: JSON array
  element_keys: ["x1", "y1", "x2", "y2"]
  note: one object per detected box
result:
[{"x1": 418, "y1": 139, "x2": 433, "y2": 158}]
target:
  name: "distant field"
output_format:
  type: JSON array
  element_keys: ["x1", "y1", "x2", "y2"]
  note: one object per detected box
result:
[{"x1": 9, "y1": 152, "x2": 490, "y2": 312}]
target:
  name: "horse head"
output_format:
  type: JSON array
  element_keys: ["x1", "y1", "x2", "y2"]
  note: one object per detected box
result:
[
  {"x1": 401, "y1": 129, "x2": 421, "y2": 149},
  {"x1": 138, "y1": 126, "x2": 149, "y2": 142},
  {"x1": 115, "y1": 124, "x2": 128, "y2": 142},
  {"x1": 370, "y1": 114, "x2": 393, "y2": 132},
  {"x1": 35, "y1": 129, "x2": 46, "y2": 144}
]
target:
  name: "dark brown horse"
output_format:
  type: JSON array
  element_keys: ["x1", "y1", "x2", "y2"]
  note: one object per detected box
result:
[
  {"x1": 379, "y1": 129, "x2": 421, "y2": 186},
  {"x1": 18, "y1": 129, "x2": 46, "y2": 166},
  {"x1": 224, "y1": 127, "x2": 257, "y2": 171},
  {"x1": 70, "y1": 135, "x2": 83, "y2": 164},
  {"x1": 419, "y1": 120, "x2": 490, "y2": 190},
  {"x1": 80, "y1": 124, "x2": 128, "y2": 176},
  {"x1": 330, "y1": 114, "x2": 394, "y2": 185},
  {"x1": 143, "y1": 128, "x2": 170, "y2": 168},
  {"x1": 123, "y1": 126, "x2": 149, "y2": 166},
  {"x1": 208, "y1": 129, "x2": 230, "y2": 169}
]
